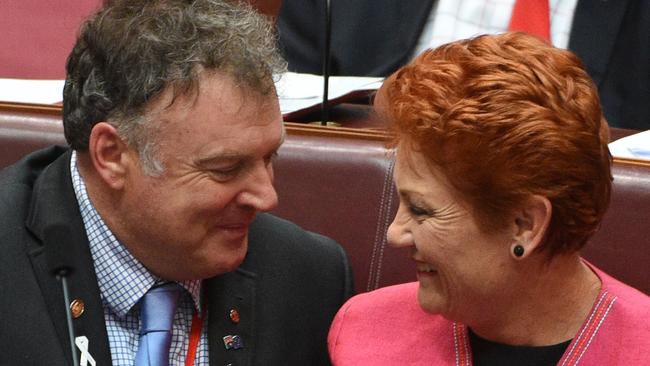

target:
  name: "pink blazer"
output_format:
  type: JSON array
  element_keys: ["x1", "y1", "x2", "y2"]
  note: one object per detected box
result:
[{"x1": 328, "y1": 264, "x2": 650, "y2": 365}]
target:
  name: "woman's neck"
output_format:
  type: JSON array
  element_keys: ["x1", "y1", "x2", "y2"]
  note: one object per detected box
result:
[{"x1": 468, "y1": 254, "x2": 602, "y2": 346}]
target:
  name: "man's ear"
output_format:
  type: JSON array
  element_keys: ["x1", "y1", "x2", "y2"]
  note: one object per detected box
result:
[
  {"x1": 87, "y1": 122, "x2": 134, "y2": 190},
  {"x1": 511, "y1": 195, "x2": 552, "y2": 259}
]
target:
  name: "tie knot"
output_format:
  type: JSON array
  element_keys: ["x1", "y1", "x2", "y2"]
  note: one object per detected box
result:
[{"x1": 139, "y1": 282, "x2": 182, "y2": 334}]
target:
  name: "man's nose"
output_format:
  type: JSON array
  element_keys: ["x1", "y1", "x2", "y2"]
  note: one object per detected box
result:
[{"x1": 237, "y1": 162, "x2": 279, "y2": 212}]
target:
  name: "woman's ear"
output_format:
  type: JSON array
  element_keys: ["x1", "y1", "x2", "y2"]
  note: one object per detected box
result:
[
  {"x1": 87, "y1": 122, "x2": 132, "y2": 190},
  {"x1": 510, "y1": 195, "x2": 552, "y2": 259}
]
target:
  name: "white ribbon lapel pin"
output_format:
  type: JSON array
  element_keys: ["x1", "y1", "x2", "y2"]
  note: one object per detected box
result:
[{"x1": 74, "y1": 336, "x2": 97, "y2": 366}]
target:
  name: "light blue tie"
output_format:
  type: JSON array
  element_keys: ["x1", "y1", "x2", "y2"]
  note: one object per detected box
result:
[{"x1": 135, "y1": 283, "x2": 182, "y2": 366}]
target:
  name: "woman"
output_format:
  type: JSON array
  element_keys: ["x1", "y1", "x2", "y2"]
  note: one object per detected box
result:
[{"x1": 328, "y1": 33, "x2": 650, "y2": 365}]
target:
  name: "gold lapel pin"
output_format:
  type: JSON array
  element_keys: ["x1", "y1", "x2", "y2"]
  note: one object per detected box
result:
[{"x1": 70, "y1": 299, "x2": 85, "y2": 319}]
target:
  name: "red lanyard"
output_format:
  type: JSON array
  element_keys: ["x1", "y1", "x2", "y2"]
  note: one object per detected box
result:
[{"x1": 184, "y1": 310, "x2": 205, "y2": 366}]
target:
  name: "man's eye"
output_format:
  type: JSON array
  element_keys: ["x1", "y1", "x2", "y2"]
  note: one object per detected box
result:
[
  {"x1": 264, "y1": 151, "x2": 279, "y2": 165},
  {"x1": 211, "y1": 166, "x2": 240, "y2": 179}
]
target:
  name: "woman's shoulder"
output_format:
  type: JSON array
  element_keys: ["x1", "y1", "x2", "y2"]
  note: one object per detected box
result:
[
  {"x1": 328, "y1": 283, "x2": 455, "y2": 365},
  {"x1": 330, "y1": 282, "x2": 427, "y2": 332},
  {"x1": 343, "y1": 282, "x2": 421, "y2": 311},
  {"x1": 573, "y1": 266, "x2": 650, "y2": 364},
  {"x1": 592, "y1": 264, "x2": 650, "y2": 315}
]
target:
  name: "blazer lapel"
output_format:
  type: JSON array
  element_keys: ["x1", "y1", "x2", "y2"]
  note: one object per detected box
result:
[
  {"x1": 206, "y1": 268, "x2": 257, "y2": 366},
  {"x1": 25, "y1": 149, "x2": 112, "y2": 365},
  {"x1": 569, "y1": 0, "x2": 631, "y2": 86}
]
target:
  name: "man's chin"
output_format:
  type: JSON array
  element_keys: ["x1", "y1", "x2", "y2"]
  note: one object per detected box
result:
[
  {"x1": 179, "y1": 256, "x2": 245, "y2": 280},
  {"x1": 203, "y1": 240, "x2": 249, "y2": 276},
  {"x1": 171, "y1": 236, "x2": 249, "y2": 280},
  {"x1": 219, "y1": 253, "x2": 247, "y2": 274}
]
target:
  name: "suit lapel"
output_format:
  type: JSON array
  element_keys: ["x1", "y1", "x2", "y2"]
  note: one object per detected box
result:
[
  {"x1": 25, "y1": 149, "x2": 112, "y2": 365},
  {"x1": 206, "y1": 268, "x2": 257, "y2": 366},
  {"x1": 569, "y1": 0, "x2": 631, "y2": 86}
]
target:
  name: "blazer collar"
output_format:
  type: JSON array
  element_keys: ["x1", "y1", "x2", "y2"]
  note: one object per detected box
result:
[
  {"x1": 206, "y1": 268, "x2": 257, "y2": 366},
  {"x1": 24, "y1": 148, "x2": 113, "y2": 365}
]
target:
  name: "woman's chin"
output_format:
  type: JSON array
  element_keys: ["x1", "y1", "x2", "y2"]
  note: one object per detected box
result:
[{"x1": 417, "y1": 283, "x2": 446, "y2": 315}]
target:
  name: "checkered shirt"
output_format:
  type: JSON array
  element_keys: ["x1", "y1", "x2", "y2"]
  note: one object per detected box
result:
[
  {"x1": 70, "y1": 152, "x2": 209, "y2": 365},
  {"x1": 412, "y1": 0, "x2": 579, "y2": 58}
]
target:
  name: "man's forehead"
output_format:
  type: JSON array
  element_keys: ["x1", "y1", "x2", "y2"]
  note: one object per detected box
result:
[
  {"x1": 197, "y1": 125, "x2": 285, "y2": 160},
  {"x1": 142, "y1": 79, "x2": 280, "y2": 134},
  {"x1": 144, "y1": 70, "x2": 278, "y2": 116}
]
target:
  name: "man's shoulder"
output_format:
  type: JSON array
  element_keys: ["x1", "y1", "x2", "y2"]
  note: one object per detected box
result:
[
  {"x1": 249, "y1": 213, "x2": 343, "y2": 256},
  {"x1": 244, "y1": 213, "x2": 351, "y2": 285},
  {"x1": 0, "y1": 146, "x2": 68, "y2": 191},
  {"x1": 0, "y1": 146, "x2": 68, "y2": 217},
  {"x1": 0, "y1": 146, "x2": 69, "y2": 245}
]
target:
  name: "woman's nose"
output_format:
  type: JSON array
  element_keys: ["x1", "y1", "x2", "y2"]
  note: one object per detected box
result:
[{"x1": 386, "y1": 209, "x2": 414, "y2": 248}]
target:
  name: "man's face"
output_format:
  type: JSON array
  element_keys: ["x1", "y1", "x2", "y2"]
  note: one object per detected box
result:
[{"x1": 117, "y1": 72, "x2": 283, "y2": 280}]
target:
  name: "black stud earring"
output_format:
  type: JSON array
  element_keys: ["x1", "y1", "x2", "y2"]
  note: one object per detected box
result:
[{"x1": 513, "y1": 244, "x2": 525, "y2": 258}]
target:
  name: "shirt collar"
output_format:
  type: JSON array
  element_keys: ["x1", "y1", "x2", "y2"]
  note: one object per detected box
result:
[{"x1": 69, "y1": 151, "x2": 203, "y2": 317}]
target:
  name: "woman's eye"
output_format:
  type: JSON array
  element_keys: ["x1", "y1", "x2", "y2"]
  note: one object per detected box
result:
[{"x1": 408, "y1": 204, "x2": 430, "y2": 216}]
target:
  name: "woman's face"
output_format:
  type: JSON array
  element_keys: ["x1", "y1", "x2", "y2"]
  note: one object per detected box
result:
[{"x1": 387, "y1": 146, "x2": 516, "y2": 321}]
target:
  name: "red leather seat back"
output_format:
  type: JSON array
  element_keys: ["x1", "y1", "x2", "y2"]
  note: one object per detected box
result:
[
  {"x1": 0, "y1": 106, "x2": 66, "y2": 165},
  {"x1": 272, "y1": 132, "x2": 411, "y2": 293},
  {"x1": 1, "y1": 104, "x2": 648, "y2": 295},
  {"x1": 583, "y1": 161, "x2": 650, "y2": 294}
]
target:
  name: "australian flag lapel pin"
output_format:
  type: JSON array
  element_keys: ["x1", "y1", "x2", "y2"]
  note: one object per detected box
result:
[{"x1": 223, "y1": 334, "x2": 244, "y2": 350}]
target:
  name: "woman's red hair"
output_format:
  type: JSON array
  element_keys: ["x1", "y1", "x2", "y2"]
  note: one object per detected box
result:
[{"x1": 385, "y1": 32, "x2": 612, "y2": 255}]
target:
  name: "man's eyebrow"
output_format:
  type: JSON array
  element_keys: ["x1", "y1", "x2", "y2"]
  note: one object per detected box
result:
[
  {"x1": 267, "y1": 127, "x2": 286, "y2": 153},
  {"x1": 277, "y1": 126, "x2": 287, "y2": 148},
  {"x1": 196, "y1": 152, "x2": 246, "y2": 166},
  {"x1": 196, "y1": 128, "x2": 286, "y2": 166}
]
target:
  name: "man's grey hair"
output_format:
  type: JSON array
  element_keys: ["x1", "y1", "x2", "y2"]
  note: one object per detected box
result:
[{"x1": 63, "y1": 0, "x2": 286, "y2": 175}]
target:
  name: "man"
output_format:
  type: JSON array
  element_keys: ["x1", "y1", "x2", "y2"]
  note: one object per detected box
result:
[
  {"x1": 277, "y1": 0, "x2": 649, "y2": 130},
  {"x1": 0, "y1": 1, "x2": 352, "y2": 365}
]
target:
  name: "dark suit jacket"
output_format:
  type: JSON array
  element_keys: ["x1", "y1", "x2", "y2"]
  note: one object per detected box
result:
[
  {"x1": 0, "y1": 146, "x2": 353, "y2": 366},
  {"x1": 278, "y1": 0, "x2": 649, "y2": 130}
]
